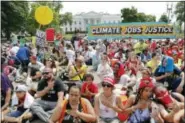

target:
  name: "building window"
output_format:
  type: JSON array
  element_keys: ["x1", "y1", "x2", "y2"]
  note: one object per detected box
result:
[
  {"x1": 97, "y1": 20, "x2": 100, "y2": 24},
  {"x1": 70, "y1": 27, "x2": 72, "y2": 31},
  {"x1": 74, "y1": 21, "x2": 76, "y2": 25},
  {"x1": 90, "y1": 19, "x2": 94, "y2": 24},
  {"x1": 65, "y1": 28, "x2": 67, "y2": 32},
  {"x1": 85, "y1": 19, "x2": 88, "y2": 24},
  {"x1": 79, "y1": 21, "x2": 81, "y2": 25}
]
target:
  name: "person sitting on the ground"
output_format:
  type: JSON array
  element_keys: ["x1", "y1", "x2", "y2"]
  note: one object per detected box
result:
[
  {"x1": 3, "y1": 84, "x2": 34, "y2": 123},
  {"x1": 50, "y1": 85, "x2": 97, "y2": 123},
  {"x1": 140, "y1": 49, "x2": 152, "y2": 64},
  {"x1": 27, "y1": 56, "x2": 45, "y2": 95},
  {"x1": 16, "y1": 45, "x2": 31, "y2": 72},
  {"x1": 112, "y1": 61, "x2": 125, "y2": 84},
  {"x1": 146, "y1": 52, "x2": 161, "y2": 73},
  {"x1": 1, "y1": 73, "x2": 13, "y2": 121},
  {"x1": 97, "y1": 53, "x2": 113, "y2": 81},
  {"x1": 154, "y1": 84, "x2": 185, "y2": 123},
  {"x1": 69, "y1": 56, "x2": 87, "y2": 83},
  {"x1": 84, "y1": 46, "x2": 96, "y2": 65},
  {"x1": 92, "y1": 46, "x2": 101, "y2": 71},
  {"x1": 30, "y1": 67, "x2": 65, "y2": 123},
  {"x1": 122, "y1": 78, "x2": 163, "y2": 123},
  {"x1": 43, "y1": 58, "x2": 57, "y2": 76},
  {"x1": 94, "y1": 77, "x2": 123, "y2": 123},
  {"x1": 81, "y1": 74, "x2": 98, "y2": 104},
  {"x1": 154, "y1": 55, "x2": 184, "y2": 93}
]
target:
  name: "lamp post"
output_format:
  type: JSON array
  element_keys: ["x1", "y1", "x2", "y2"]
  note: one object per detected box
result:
[{"x1": 166, "y1": 2, "x2": 173, "y2": 23}]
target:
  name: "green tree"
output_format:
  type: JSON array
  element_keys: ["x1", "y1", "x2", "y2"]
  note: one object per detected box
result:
[
  {"x1": 1, "y1": 1, "x2": 29, "y2": 39},
  {"x1": 60, "y1": 12, "x2": 73, "y2": 25},
  {"x1": 25, "y1": 2, "x2": 72, "y2": 34},
  {"x1": 121, "y1": 6, "x2": 156, "y2": 22},
  {"x1": 159, "y1": 14, "x2": 168, "y2": 23},
  {"x1": 146, "y1": 15, "x2": 156, "y2": 22},
  {"x1": 175, "y1": 1, "x2": 185, "y2": 32},
  {"x1": 121, "y1": 6, "x2": 138, "y2": 22}
]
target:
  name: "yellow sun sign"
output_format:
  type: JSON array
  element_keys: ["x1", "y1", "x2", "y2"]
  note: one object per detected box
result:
[{"x1": 35, "y1": 6, "x2": 53, "y2": 25}]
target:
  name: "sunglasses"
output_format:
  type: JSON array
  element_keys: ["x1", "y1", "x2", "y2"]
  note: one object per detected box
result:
[
  {"x1": 42, "y1": 72, "x2": 50, "y2": 75},
  {"x1": 102, "y1": 83, "x2": 113, "y2": 88}
]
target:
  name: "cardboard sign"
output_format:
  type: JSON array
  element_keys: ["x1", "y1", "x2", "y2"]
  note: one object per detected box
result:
[
  {"x1": 87, "y1": 22, "x2": 176, "y2": 39},
  {"x1": 36, "y1": 30, "x2": 45, "y2": 47}
]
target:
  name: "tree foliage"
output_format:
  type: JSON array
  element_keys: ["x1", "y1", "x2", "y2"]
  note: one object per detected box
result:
[
  {"x1": 1, "y1": 1, "x2": 29, "y2": 39},
  {"x1": 158, "y1": 14, "x2": 168, "y2": 23},
  {"x1": 26, "y1": 1, "x2": 73, "y2": 34},
  {"x1": 174, "y1": 1, "x2": 185, "y2": 32},
  {"x1": 121, "y1": 6, "x2": 156, "y2": 22}
]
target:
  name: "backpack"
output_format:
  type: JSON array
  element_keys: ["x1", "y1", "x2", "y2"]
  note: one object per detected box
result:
[{"x1": 58, "y1": 98, "x2": 88, "y2": 123}]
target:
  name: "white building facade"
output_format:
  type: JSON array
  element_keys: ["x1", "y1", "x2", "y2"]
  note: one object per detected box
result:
[{"x1": 62, "y1": 11, "x2": 122, "y2": 33}]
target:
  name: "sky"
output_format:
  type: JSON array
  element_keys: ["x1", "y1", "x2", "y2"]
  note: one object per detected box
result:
[{"x1": 61, "y1": 1, "x2": 177, "y2": 21}]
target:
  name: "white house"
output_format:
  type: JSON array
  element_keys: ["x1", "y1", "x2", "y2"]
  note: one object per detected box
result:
[{"x1": 62, "y1": 11, "x2": 122, "y2": 33}]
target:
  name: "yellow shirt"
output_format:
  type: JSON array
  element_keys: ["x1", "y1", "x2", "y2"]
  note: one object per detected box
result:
[
  {"x1": 147, "y1": 59, "x2": 160, "y2": 73},
  {"x1": 134, "y1": 42, "x2": 148, "y2": 54},
  {"x1": 70, "y1": 65, "x2": 87, "y2": 81}
]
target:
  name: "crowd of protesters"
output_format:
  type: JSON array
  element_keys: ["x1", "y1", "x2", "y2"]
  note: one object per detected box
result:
[{"x1": 1, "y1": 32, "x2": 184, "y2": 123}]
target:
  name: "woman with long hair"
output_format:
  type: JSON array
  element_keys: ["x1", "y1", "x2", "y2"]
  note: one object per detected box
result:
[
  {"x1": 122, "y1": 73, "x2": 163, "y2": 123},
  {"x1": 43, "y1": 58, "x2": 57, "y2": 76}
]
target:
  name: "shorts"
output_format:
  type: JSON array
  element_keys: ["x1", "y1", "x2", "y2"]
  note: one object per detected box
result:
[{"x1": 170, "y1": 78, "x2": 181, "y2": 91}]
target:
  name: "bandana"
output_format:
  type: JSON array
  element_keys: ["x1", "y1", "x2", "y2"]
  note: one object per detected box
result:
[
  {"x1": 139, "y1": 77, "x2": 154, "y2": 89},
  {"x1": 155, "y1": 90, "x2": 173, "y2": 106}
]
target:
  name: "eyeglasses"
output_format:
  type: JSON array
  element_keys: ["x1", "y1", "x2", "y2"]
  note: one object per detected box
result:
[
  {"x1": 102, "y1": 83, "x2": 113, "y2": 88},
  {"x1": 42, "y1": 72, "x2": 50, "y2": 75}
]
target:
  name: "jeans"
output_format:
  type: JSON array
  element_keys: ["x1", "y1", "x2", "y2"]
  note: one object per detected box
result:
[
  {"x1": 8, "y1": 110, "x2": 24, "y2": 117},
  {"x1": 30, "y1": 99, "x2": 57, "y2": 122}
]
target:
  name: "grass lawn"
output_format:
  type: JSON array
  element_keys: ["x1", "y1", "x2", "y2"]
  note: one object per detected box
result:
[{"x1": 63, "y1": 34, "x2": 73, "y2": 40}]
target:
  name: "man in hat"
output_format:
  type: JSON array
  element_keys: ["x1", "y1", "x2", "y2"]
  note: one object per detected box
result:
[
  {"x1": 3, "y1": 84, "x2": 34, "y2": 123},
  {"x1": 30, "y1": 67, "x2": 65, "y2": 123}
]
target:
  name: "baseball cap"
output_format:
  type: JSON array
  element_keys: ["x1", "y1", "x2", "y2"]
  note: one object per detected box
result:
[
  {"x1": 15, "y1": 84, "x2": 27, "y2": 92},
  {"x1": 30, "y1": 56, "x2": 37, "y2": 61},
  {"x1": 103, "y1": 77, "x2": 115, "y2": 86}
]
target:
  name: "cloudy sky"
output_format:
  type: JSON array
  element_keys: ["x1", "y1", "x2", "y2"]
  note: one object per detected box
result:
[{"x1": 62, "y1": 1, "x2": 177, "y2": 21}]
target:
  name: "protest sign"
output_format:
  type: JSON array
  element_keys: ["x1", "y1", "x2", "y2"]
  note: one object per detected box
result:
[
  {"x1": 36, "y1": 30, "x2": 45, "y2": 47},
  {"x1": 87, "y1": 22, "x2": 176, "y2": 39}
]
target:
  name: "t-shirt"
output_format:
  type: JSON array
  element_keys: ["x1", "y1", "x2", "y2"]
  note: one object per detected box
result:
[
  {"x1": 37, "y1": 79, "x2": 65, "y2": 102},
  {"x1": 134, "y1": 42, "x2": 148, "y2": 54},
  {"x1": 81, "y1": 82, "x2": 98, "y2": 100},
  {"x1": 70, "y1": 65, "x2": 87, "y2": 81},
  {"x1": 28, "y1": 61, "x2": 45, "y2": 77},
  {"x1": 10, "y1": 46, "x2": 19, "y2": 55},
  {"x1": 66, "y1": 49, "x2": 75, "y2": 62}
]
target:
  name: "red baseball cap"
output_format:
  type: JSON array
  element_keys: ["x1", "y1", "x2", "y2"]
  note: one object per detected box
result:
[
  {"x1": 103, "y1": 77, "x2": 115, "y2": 86},
  {"x1": 30, "y1": 56, "x2": 37, "y2": 61}
]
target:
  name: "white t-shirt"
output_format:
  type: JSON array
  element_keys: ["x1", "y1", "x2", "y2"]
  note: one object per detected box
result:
[
  {"x1": 97, "y1": 63, "x2": 114, "y2": 80},
  {"x1": 10, "y1": 46, "x2": 19, "y2": 55},
  {"x1": 66, "y1": 49, "x2": 75, "y2": 62}
]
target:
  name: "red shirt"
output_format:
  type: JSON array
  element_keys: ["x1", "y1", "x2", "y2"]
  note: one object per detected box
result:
[{"x1": 81, "y1": 82, "x2": 98, "y2": 99}]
